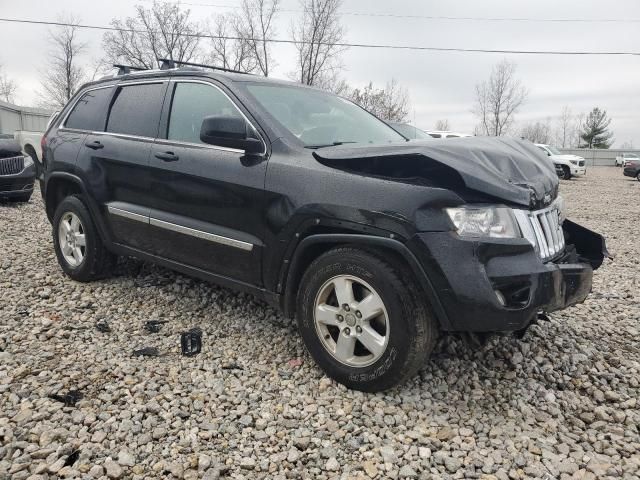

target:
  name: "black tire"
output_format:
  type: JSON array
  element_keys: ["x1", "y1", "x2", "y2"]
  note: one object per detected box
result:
[
  {"x1": 296, "y1": 247, "x2": 438, "y2": 392},
  {"x1": 636, "y1": 172, "x2": 640, "y2": 182},
  {"x1": 561, "y1": 166, "x2": 571, "y2": 180},
  {"x1": 52, "y1": 195, "x2": 115, "y2": 282}
]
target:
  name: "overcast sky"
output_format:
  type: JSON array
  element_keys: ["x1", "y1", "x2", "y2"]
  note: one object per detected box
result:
[{"x1": 1, "y1": 0, "x2": 639, "y2": 147}]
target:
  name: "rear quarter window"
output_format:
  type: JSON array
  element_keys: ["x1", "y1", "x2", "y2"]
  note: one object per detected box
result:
[
  {"x1": 64, "y1": 87, "x2": 113, "y2": 131},
  {"x1": 106, "y1": 83, "x2": 166, "y2": 138}
]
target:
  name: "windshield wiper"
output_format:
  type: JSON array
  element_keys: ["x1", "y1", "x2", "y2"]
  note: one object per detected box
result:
[{"x1": 304, "y1": 141, "x2": 358, "y2": 149}]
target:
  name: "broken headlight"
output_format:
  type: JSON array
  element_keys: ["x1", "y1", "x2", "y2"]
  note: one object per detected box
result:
[{"x1": 445, "y1": 206, "x2": 520, "y2": 239}]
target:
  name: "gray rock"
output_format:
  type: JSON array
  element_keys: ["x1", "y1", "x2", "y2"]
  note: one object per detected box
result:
[{"x1": 104, "y1": 459, "x2": 124, "y2": 479}]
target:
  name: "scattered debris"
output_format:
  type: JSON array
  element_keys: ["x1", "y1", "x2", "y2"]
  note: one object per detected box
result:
[
  {"x1": 538, "y1": 312, "x2": 552, "y2": 322},
  {"x1": 48, "y1": 390, "x2": 83, "y2": 407},
  {"x1": 181, "y1": 328, "x2": 202, "y2": 357},
  {"x1": 16, "y1": 306, "x2": 29, "y2": 316},
  {"x1": 221, "y1": 362, "x2": 243, "y2": 370},
  {"x1": 96, "y1": 319, "x2": 111, "y2": 333},
  {"x1": 64, "y1": 450, "x2": 80, "y2": 467},
  {"x1": 132, "y1": 347, "x2": 160, "y2": 357},
  {"x1": 145, "y1": 320, "x2": 167, "y2": 333}
]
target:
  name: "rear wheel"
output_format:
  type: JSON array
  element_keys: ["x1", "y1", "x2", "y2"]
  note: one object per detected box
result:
[
  {"x1": 297, "y1": 247, "x2": 438, "y2": 392},
  {"x1": 52, "y1": 195, "x2": 115, "y2": 281},
  {"x1": 636, "y1": 172, "x2": 640, "y2": 182},
  {"x1": 561, "y1": 166, "x2": 572, "y2": 180}
]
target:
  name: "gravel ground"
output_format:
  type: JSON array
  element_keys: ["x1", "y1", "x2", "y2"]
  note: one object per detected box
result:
[{"x1": 1, "y1": 167, "x2": 639, "y2": 480}]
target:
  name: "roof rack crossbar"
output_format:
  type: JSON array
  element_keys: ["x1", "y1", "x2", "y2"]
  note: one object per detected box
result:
[
  {"x1": 157, "y1": 58, "x2": 252, "y2": 75},
  {"x1": 113, "y1": 64, "x2": 148, "y2": 76}
]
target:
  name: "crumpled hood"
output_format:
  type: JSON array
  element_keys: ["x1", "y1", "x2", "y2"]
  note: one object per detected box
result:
[{"x1": 313, "y1": 137, "x2": 559, "y2": 209}]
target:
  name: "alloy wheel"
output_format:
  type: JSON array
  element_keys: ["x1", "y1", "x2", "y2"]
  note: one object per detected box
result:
[
  {"x1": 57, "y1": 211, "x2": 86, "y2": 267},
  {"x1": 313, "y1": 275, "x2": 390, "y2": 367}
]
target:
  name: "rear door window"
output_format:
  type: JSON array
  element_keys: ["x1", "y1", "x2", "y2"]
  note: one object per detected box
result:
[
  {"x1": 64, "y1": 87, "x2": 113, "y2": 131},
  {"x1": 107, "y1": 83, "x2": 165, "y2": 138},
  {"x1": 167, "y1": 82, "x2": 244, "y2": 145}
]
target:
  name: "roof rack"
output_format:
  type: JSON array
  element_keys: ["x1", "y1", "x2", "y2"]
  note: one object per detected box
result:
[
  {"x1": 157, "y1": 58, "x2": 252, "y2": 75},
  {"x1": 113, "y1": 64, "x2": 148, "y2": 76}
]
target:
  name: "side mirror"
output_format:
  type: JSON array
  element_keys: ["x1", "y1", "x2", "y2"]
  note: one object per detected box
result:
[{"x1": 200, "y1": 115, "x2": 263, "y2": 155}]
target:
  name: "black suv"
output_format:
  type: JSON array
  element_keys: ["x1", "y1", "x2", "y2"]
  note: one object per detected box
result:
[{"x1": 40, "y1": 64, "x2": 608, "y2": 392}]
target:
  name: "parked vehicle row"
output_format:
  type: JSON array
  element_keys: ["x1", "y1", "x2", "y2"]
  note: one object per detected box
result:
[
  {"x1": 616, "y1": 152, "x2": 640, "y2": 168},
  {"x1": 0, "y1": 138, "x2": 35, "y2": 202},
  {"x1": 535, "y1": 144, "x2": 587, "y2": 180},
  {"x1": 622, "y1": 156, "x2": 640, "y2": 181},
  {"x1": 38, "y1": 62, "x2": 608, "y2": 391}
]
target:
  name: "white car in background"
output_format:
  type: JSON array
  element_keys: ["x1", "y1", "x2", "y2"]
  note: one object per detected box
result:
[
  {"x1": 426, "y1": 130, "x2": 473, "y2": 139},
  {"x1": 615, "y1": 152, "x2": 640, "y2": 167},
  {"x1": 535, "y1": 144, "x2": 586, "y2": 180}
]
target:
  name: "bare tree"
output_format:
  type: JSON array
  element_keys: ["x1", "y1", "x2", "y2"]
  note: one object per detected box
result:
[
  {"x1": 313, "y1": 70, "x2": 350, "y2": 95},
  {"x1": 473, "y1": 59, "x2": 528, "y2": 136},
  {"x1": 206, "y1": 13, "x2": 258, "y2": 73},
  {"x1": 520, "y1": 119, "x2": 552, "y2": 144},
  {"x1": 38, "y1": 16, "x2": 86, "y2": 109},
  {"x1": 0, "y1": 64, "x2": 18, "y2": 103},
  {"x1": 103, "y1": 1, "x2": 201, "y2": 69},
  {"x1": 572, "y1": 112, "x2": 585, "y2": 148},
  {"x1": 348, "y1": 79, "x2": 410, "y2": 122},
  {"x1": 292, "y1": 0, "x2": 346, "y2": 86},
  {"x1": 555, "y1": 106, "x2": 573, "y2": 147},
  {"x1": 237, "y1": 0, "x2": 280, "y2": 76},
  {"x1": 434, "y1": 119, "x2": 450, "y2": 131}
]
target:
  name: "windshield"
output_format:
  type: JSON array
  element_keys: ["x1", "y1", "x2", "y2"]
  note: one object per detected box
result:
[
  {"x1": 390, "y1": 123, "x2": 432, "y2": 140},
  {"x1": 245, "y1": 83, "x2": 405, "y2": 148},
  {"x1": 546, "y1": 146, "x2": 562, "y2": 155}
]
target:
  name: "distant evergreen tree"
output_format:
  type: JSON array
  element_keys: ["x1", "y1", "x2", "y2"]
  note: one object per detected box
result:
[{"x1": 580, "y1": 108, "x2": 614, "y2": 149}]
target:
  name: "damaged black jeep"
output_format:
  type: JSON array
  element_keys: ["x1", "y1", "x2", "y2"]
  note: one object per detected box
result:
[{"x1": 41, "y1": 64, "x2": 608, "y2": 392}]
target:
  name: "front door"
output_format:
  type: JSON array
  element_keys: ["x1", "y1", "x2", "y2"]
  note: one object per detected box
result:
[{"x1": 147, "y1": 80, "x2": 268, "y2": 286}]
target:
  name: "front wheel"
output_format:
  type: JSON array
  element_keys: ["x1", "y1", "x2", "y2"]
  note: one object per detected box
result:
[
  {"x1": 296, "y1": 247, "x2": 438, "y2": 392},
  {"x1": 52, "y1": 195, "x2": 115, "y2": 282},
  {"x1": 561, "y1": 166, "x2": 572, "y2": 180}
]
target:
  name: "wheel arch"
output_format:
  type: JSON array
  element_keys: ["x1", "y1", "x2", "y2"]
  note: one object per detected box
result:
[
  {"x1": 23, "y1": 143, "x2": 38, "y2": 161},
  {"x1": 44, "y1": 173, "x2": 112, "y2": 246},
  {"x1": 281, "y1": 233, "x2": 453, "y2": 330}
]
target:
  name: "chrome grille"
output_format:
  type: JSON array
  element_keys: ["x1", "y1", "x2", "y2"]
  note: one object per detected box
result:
[
  {"x1": 0, "y1": 156, "x2": 24, "y2": 176},
  {"x1": 514, "y1": 202, "x2": 565, "y2": 262}
]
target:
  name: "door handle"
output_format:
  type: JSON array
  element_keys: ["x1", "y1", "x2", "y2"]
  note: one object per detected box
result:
[
  {"x1": 155, "y1": 151, "x2": 179, "y2": 162},
  {"x1": 85, "y1": 140, "x2": 104, "y2": 150}
]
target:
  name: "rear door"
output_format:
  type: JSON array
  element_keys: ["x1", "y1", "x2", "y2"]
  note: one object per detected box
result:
[
  {"x1": 147, "y1": 79, "x2": 268, "y2": 286},
  {"x1": 76, "y1": 80, "x2": 168, "y2": 251}
]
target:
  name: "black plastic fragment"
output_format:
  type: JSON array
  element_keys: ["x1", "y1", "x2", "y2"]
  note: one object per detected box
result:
[
  {"x1": 221, "y1": 362, "x2": 243, "y2": 370},
  {"x1": 145, "y1": 320, "x2": 167, "y2": 333},
  {"x1": 181, "y1": 328, "x2": 202, "y2": 357},
  {"x1": 48, "y1": 390, "x2": 83, "y2": 407},
  {"x1": 132, "y1": 347, "x2": 160, "y2": 357},
  {"x1": 96, "y1": 320, "x2": 111, "y2": 333},
  {"x1": 537, "y1": 312, "x2": 552, "y2": 322},
  {"x1": 64, "y1": 450, "x2": 80, "y2": 467}
]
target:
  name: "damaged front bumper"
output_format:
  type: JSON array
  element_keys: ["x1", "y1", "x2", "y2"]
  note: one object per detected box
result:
[{"x1": 409, "y1": 220, "x2": 609, "y2": 333}]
